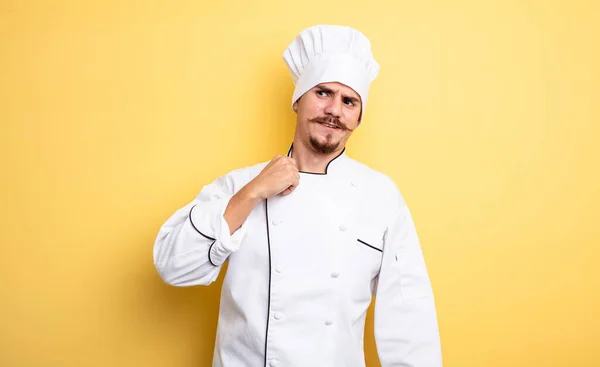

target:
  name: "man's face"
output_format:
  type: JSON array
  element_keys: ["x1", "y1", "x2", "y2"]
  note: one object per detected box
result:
[{"x1": 293, "y1": 82, "x2": 362, "y2": 155}]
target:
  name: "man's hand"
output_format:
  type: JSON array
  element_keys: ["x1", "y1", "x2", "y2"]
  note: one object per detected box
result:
[
  {"x1": 224, "y1": 155, "x2": 299, "y2": 235},
  {"x1": 248, "y1": 155, "x2": 300, "y2": 200}
]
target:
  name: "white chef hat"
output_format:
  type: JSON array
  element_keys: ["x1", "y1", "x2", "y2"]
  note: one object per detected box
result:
[{"x1": 283, "y1": 24, "x2": 380, "y2": 123}]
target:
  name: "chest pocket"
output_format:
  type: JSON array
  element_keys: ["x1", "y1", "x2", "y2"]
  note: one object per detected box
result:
[{"x1": 351, "y1": 224, "x2": 385, "y2": 278}]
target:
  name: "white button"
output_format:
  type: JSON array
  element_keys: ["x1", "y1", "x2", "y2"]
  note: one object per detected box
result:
[
  {"x1": 331, "y1": 272, "x2": 339, "y2": 278},
  {"x1": 269, "y1": 359, "x2": 279, "y2": 367},
  {"x1": 325, "y1": 320, "x2": 333, "y2": 326},
  {"x1": 275, "y1": 268, "x2": 282, "y2": 274},
  {"x1": 351, "y1": 180, "x2": 358, "y2": 187},
  {"x1": 339, "y1": 224, "x2": 347, "y2": 232},
  {"x1": 272, "y1": 219, "x2": 281, "y2": 226},
  {"x1": 273, "y1": 312, "x2": 283, "y2": 320}
]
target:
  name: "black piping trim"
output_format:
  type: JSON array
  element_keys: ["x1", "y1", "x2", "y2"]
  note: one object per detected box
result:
[
  {"x1": 264, "y1": 199, "x2": 272, "y2": 367},
  {"x1": 325, "y1": 147, "x2": 346, "y2": 173},
  {"x1": 286, "y1": 143, "x2": 346, "y2": 175},
  {"x1": 298, "y1": 171, "x2": 326, "y2": 175},
  {"x1": 207, "y1": 240, "x2": 218, "y2": 267},
  {"x1": 188, "y1": 205, "x2": 216, "y2": 241},
  {"x1": 357, "y1": 239, "x2": 383, "y2": 253}
]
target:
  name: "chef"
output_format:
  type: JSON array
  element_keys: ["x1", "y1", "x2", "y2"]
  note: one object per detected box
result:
[{"x1": 153, "y1": 24, "x2": 442, "y2": 367}]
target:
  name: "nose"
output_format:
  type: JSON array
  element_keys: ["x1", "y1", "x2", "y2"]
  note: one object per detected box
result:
[{"x1": 323, "y1": 96, "x2": 342, "y2": 118}]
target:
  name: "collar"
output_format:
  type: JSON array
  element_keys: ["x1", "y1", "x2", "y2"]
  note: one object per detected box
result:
[{"x1": 286, "y1": 143, "x2": 348, "y2": 175}]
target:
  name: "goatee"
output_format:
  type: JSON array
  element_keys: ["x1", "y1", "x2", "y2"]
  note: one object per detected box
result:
[{"x1": 309, "y1": 135, "x2": 340, "y2": 154}]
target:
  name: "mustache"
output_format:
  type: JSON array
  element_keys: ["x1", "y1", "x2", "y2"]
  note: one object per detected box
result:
[{"x1": 310, "y1": 116, "x2": 347, "y2": 130}]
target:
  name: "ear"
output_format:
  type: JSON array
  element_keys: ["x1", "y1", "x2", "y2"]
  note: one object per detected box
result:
[{"x1": 292, "y1": 101, "x2": 298, "y2": 113}]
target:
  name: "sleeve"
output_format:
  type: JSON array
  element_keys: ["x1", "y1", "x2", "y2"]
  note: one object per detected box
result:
[
  {"x1": 373, "y1": 204, "x2": 443, "y2": 366},
  {"x1": 153, "y1": 171, "x2": 249, "y2": 287}
]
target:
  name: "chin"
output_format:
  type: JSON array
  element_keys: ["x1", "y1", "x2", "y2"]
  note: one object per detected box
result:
[{"x1": 309, "y1": 135, "x2": 340, "y2": 154}]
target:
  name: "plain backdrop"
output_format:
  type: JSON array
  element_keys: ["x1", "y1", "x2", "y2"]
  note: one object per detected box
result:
[{"x1": 1, "y1": 0, "x2": 599, "y2": 366}]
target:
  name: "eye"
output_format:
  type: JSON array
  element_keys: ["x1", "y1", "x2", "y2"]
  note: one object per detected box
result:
[
  {"x1": 316, "y1": 89, "x2": 328, "y2": 97},
  {"x1": 343, "y1": 98, "x2": 356, "y2": 106}
]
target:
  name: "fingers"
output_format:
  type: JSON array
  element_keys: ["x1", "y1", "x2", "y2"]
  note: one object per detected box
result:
[
  {"x1": 264, "y1": 154, "x2": 283, "y2": 169},
  {"x1": 288, "y1": 157, "x2": 299, "y2": 170},
  {"x1": 265, "y1": 154, "x2": 300, "y2": 197},
  {"x1": 280, "y1": 183, "x2": 298, "y2": 196},
  {"x1": 269, "y1": 155, "x2": 297, "y2": 172},
  {"x1": 280, "y1": 172, "x2": 300, "y2": 197}
]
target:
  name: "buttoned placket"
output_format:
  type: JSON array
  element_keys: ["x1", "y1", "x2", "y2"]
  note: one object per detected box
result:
[{"x1": 263, "y1": 143, "x2": 352, "y2": 366}]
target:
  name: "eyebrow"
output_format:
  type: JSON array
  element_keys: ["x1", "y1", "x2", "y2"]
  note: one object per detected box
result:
[{"x1": 316, "y1": 85, "x2": 360, "y2": 104}]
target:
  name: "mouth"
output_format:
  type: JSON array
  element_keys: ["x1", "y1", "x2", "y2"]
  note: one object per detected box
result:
[{"x1": 319, "y1": 122, "x2": 341, "y2": 130}]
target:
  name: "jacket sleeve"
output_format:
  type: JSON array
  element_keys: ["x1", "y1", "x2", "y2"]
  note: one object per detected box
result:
[
  {"x1": 373, "y1": 204, "x2": 443, "y2": 366},
  {"x1": 153, "y1": 171, "x2": 249, "y2": 287}
]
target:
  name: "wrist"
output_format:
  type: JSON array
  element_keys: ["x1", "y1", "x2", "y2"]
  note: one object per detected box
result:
[{"x1": 240, "y1": 182, "x2": 264, "y2": 204}]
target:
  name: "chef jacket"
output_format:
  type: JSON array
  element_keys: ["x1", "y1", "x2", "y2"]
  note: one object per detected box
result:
[{"x1": 153, "y1": 146, "x2": 443, "y2": 367}]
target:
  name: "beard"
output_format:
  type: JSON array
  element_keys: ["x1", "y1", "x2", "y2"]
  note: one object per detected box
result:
[
  {"x1": 309, "y1": 134, "x2": 340, "y2": 154},
  {"x1": 308, "y1": 115, "x2": 345, "y2": 154}
]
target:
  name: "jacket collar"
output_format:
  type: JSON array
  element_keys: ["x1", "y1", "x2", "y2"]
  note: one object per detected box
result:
[{"x1": 286, "y1": 143, "x2": 347, "y2": 175}]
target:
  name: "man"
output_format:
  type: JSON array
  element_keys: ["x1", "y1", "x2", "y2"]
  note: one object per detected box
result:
[{"x1": 154, "y1": 25, "x2": 442, "y2": 367}]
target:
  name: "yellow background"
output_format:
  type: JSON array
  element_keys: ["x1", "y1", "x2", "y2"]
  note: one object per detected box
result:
[{"x1": 1, "y1": 0, "x2": 599, "y2": 366}]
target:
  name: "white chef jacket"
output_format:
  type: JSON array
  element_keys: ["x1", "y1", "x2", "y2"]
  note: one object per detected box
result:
[{"x1": 153, "y1": 146, "x2": 442, "y2": 367}]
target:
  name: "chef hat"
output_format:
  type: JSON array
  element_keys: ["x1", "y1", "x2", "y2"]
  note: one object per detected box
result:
[{"x1": 283, "y1": 24, "x2": 380, "y2": 122}]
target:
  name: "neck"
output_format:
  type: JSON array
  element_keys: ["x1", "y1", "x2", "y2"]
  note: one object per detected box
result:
[{"x1": 289, "y1": 139, "x2": 344, "y2": 174}]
